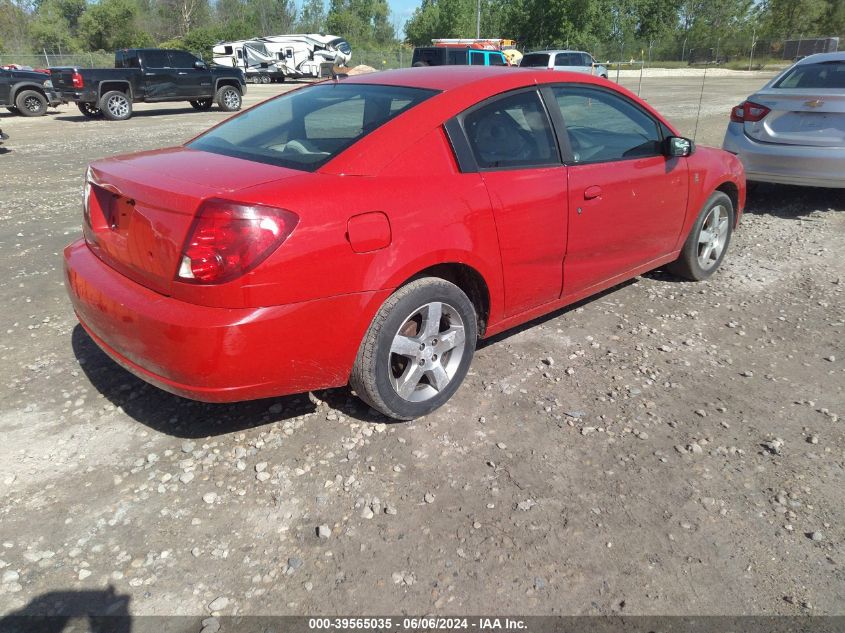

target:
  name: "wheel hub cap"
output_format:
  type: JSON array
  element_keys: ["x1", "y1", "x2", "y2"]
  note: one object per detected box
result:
[{"x1": 388, "y1": 301, "x2": 466, "y2": 403}]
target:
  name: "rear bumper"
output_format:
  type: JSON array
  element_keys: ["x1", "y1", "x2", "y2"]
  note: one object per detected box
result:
[
  {"x1": 722, "y1": 123, "x2": 845, "y2": 188},
  {"x1": 64, "y1": 239, "x2": 387, "y2": 402}
]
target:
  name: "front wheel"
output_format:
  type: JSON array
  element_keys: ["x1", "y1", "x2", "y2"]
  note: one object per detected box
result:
[
  {"x1": 99, "y1": 90, "x2": 132, "y2": 121},
  {"x1": 189, "y1": 99, "x2": 213, "y2": 110},
  {"x1": 351, "y1": 278, "x2": 478, "y2": 420},
  {"x1": 15, "y1": 90, "x2": 48, "y2": 116},
  {"x1": 667, "y1": 191, "x2": 734, "y2": 281},
  {"x1": 215, "y1": 85, "x2": 241, "y2": 112},
  {"x1": 77, "y1": 102, "x2": 102, "y2": 118}
]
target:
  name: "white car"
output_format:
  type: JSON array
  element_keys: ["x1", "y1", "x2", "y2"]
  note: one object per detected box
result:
[{"x1": 520, "y1": 50, "x2": 608, "y2": 78}]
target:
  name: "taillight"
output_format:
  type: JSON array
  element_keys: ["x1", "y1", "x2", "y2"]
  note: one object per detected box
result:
[
  {"x1": 177, "y1": 199, "x2": 298, "y2": 284},
  {"x1": 82, "y1": 167, "x2": 92, "y2": 230},
  {"x1": 730, "y1": 100, "x2": 770, "y2": 123},
  {"x1": 71, "y1": 71, "x2": 84, "y2": 89}
]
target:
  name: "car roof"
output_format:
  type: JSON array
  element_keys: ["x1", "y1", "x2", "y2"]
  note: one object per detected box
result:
[
  {"x1": 342, "y1": 66, "x2": 592, "y2": 91},
  {"x1": 795, "y1": 51, "x2": 845, "y2": 64}
]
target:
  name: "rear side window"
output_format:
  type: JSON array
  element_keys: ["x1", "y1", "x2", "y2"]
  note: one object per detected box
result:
[
  {"x1": 774, "y1": 61, "x2": 845, "y2": 89},
  {"x1": 463, "y1": 90, "x2": 558, "y2": 169},
  {"x1": 520, "y1": 53, "x2": 549, "y2": 68},
  {"x1": 188, "y1": 83, "x2": 437, "y2": 171},
  {"x1": 470, "y1": 51, "x2": 486, "y2": 66},
  {"x1": 551, "y1": 85, "x2": 662, "y2": 163},
  {"x1": 554, "y1": 53, "x2": 578, "y2": 66},
  {"x1": 447, "y1": 49, "x2": 468, "y2": 64}
]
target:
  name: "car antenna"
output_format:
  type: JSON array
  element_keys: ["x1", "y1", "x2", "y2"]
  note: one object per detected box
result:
[{"x1": 692, "y1": 65, "x2": 707, "y2": 141}]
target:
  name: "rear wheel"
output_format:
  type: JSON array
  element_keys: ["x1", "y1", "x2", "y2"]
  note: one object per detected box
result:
[
  {"x1": 351, "y1": 278, "x2": 478, "y2": 420},
  {"x1": 189, "y1": 99, "x2": 213, "y2": 110},
  {"x1": 77, "y1": 102, "x2": 102, "y2": 118},
  {"x1": 99, "y1": 90, "x2": 132, "y2": 121},
  {"x1": 15, "y1": 90, "x2": 48, "y2": 116},
  {"x1": 667, "y1": 191, "x2": 734, "y2": 281},
  {"x1": 215, "y1": 85, "x2": 241, "y2": 112}
]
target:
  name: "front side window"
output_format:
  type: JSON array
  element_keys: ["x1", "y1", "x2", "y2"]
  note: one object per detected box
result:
[
  {"x1": 551, "y1": 86, "x2": 662, "y2": 163},
  {"x1": 520, "y1": 53, "x2": 550, "y2": 68},
  {"x1": 169, "y1": 51, "x2": 198, "y2": 68},
  {"x1": 774, "y1": 61, "x2": 845, "y2": 89},
  {"x1": 463, "y1": 90, "x2": 558, "y2": 169},
  {"x1": 489, "y1": 54, "x2": 506, "y2": 66},
  {"x1": 142, "y1": 50, "x2": 170, "y2": 67},
  {"x1": 188, "y1": 83, "x2": 437, "y2": 171}
]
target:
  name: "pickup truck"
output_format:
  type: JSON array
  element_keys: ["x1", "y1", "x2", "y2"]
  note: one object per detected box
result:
[
  {"x1": 1, "y1": 67, "x2": 61, "y2": 116},
  {"x1": 51, "y1": 48, "x2": 246, "y2": 121}
]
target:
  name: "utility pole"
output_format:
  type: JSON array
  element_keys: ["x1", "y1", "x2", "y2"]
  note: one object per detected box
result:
[{"x1": 476, "y1": 0, "x2": 480, "y2": 38}]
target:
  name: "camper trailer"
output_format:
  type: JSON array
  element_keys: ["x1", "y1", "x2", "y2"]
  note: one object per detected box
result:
[{"x1": 213, "y1": 34, "x2": 352, "y2": 82}]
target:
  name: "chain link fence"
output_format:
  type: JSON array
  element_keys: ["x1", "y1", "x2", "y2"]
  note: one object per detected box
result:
[{"x1": 2, "y1": 35, "x2": 839, "y2": 72}]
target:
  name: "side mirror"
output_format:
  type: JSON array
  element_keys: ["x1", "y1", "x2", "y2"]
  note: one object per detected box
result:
[
  {"x1": 665, "y1": 136, "x2": 694, "y2": 157},
  {"x1": 194, "y1": 60, "x2": 207, "y2": 70}
]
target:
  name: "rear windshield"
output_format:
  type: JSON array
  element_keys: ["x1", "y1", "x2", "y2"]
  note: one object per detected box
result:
[
  {"x1": 188, "y1": 83, "x2": 437, "y2": 171},
  {"x1": 520, "y1": 53, "x2": 550, "y2": 68},
  {"x1": 774, "y1": 61, "x2": 845, "y2": 89}
]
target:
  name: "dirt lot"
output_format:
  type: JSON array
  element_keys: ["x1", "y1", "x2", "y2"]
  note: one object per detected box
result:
[{"x1": 0, "y1": 74, "x2": 843, "y2": 622}]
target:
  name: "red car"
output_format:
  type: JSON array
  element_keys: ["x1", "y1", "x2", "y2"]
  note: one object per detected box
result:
[{"x1": 64, "y1": 67, "x2": 745, "y2": 419}]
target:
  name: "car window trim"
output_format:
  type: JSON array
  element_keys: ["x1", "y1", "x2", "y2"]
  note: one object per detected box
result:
[
  {"x1": 544, "y1": 82, "x2": 670, "y2": 166},
  {"x1": 445, "y1": 86, "x2": 564, "y2": 173}
]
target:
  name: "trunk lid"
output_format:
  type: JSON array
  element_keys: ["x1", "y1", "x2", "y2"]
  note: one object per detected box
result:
[
  {"x1": 744, "y1": 90, "x2": 845, "y2": 148},
  {"x1": 84, "y1": 147, "x2": 302, "y2": 295}
]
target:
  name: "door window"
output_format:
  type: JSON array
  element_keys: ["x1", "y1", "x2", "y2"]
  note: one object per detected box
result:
[
  {"x1": 489, "y1": 54, "x2": 506, "y2": 66},
  {"x1": 169, "y1": 51, "x2": 199, "y2": 68},
  {"x1": 551, "y1": 86, "x2": 662, "y2": 163},
  {"x1": 447, "y1": 49, "x2": 468, "y2": 64},
  {"x1": 554, "y1": 53, "x2": 578, "y2": 66},
  {"x1": 463, "y1": 90, "x2": 559, "y2": 169},
  {"x1": 470, "y1": 51, "x2": 486, "y2": 66},
  {"x1": 142, "y1": 50, "x2": 170, "y2": 68}
]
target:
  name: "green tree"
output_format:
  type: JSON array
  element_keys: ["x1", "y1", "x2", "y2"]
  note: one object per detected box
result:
[
  {"x1": 297, "y1": 0, "x2": 326, "y2": 32},
  {"x1": 77, "y1": 0, "x2": 154, "y2": 50}
]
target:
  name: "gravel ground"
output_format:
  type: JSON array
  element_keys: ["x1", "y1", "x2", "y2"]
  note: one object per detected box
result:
[{"x1": 0, "y1": 75, "x2": 843, "y2": 620}]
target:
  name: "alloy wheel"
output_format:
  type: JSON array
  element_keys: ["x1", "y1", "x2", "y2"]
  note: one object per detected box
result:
[
  {"x1": 697, "y1": 204, "x2": 729, "y2": 270},
  {"x1": 388, "y1": 301, "x2": 466, "y2": 402}
]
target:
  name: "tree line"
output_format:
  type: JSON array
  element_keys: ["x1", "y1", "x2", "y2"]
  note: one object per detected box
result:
[{"x1": 0, "y1": 0, "x2": 842, "y2": 61}]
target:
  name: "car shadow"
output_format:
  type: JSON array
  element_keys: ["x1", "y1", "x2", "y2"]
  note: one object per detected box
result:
[
  {"x1": 54, "y1": 107, "x2": 216, "y2": 122},
  {"x1": 71, "y1": 325, "x2": 329, "y2": 438},
  {"x1": 478, "y1": 279, "x2": 638, "y2": 349},
  {"x1": 745, "y1": 183, "x2": 845, "y2": 219},
  {"x1": 0, "y1": 586, "x2": 132, "y2": 633},
  {"x1": 0, "y1": 147, "x2": 11, "y2": 155}
]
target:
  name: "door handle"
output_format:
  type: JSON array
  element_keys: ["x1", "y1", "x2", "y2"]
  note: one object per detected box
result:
[
  {"x1": 584, "y1": 185, "x2": 603, "y2": 200},
  {"x1": 177, "y1": 72, "x2": 188, "y2": 75}
]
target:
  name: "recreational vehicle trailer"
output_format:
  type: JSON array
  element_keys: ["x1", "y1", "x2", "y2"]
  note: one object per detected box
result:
[{"x1": 212, "y1": 34, "x2": 352, "y2": 82}]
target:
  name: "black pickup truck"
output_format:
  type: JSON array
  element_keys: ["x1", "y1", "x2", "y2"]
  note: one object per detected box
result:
[
  {"x1": 51, "y1": 48, "x2": 246, "y2": 120},
  {"x1": 1, "y1": 67, "x2": 62, "y2": 116}
]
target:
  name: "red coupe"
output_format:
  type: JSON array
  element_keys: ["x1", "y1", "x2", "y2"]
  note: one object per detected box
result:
[{"x1": 64, "y1": 67, "x2": 745, "y2": 419}]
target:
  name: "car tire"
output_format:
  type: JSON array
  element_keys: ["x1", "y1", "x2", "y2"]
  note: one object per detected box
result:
[
  {"x1": 215, "y1": 85, "x2": 241, "y2": 112},
  {"x1": 351, "y1": 278, "x2": 478, "y2": 420},
  {"x1": 667, "y1": 191, "x2": 734, "y2": 281},
  {"x1": 15, "y1": 90, "x2": 48, "y2": 116},
  {"x1": 189, "y1": 99, "x2": 213, "y2": 110},
  {"x1": 77, "y1": 102, "x2": 102, "y2": 118},
  {"x1": 99, "y1": 90, "x2": 132, "y2": 121}
]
